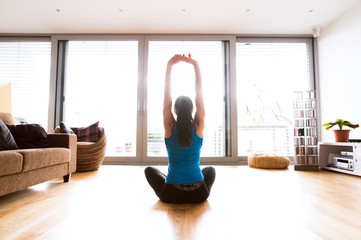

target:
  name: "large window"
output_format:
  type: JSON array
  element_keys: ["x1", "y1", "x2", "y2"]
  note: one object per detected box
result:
[
  {"x1": 62, "y1": 40, "x2": 138, "y2": 157},
  {"x1": 0, "y1": 40, "x2": 51, "y2": 127},
  {"x1": 147, "y1": 40, "x2": 227, "y2": 157},
  {"x1": 51, "y1": 35, "x2": 314, "y2": 164},
  {"x1": 236, "y1": 39, "x2": 313, "y2": 156}
]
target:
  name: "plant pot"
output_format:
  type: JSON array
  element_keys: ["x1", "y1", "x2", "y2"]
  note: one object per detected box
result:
[{"x1": 333, "y1": 129, "x2": 351, "y2": 142}]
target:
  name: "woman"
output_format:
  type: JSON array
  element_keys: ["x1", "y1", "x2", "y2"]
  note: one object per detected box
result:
[{"x1": 145, "y1": 54, "x2": 216, "y2": 203}]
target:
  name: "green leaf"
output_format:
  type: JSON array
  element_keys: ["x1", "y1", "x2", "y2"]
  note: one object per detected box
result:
[
  {"x1": 337, "y1": 119, "x2": 344, "y2": 130},
  {"x1": 323, "y1": 122, "x2": 337, "y2": 130},
  {"x1": 344, "y1": 123, "x2": 360, "y2": 129},
  {"x1": 323, "y1": 119, "x2": 359, "y2": 130}
]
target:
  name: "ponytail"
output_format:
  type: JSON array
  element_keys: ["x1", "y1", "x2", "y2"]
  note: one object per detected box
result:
[{"x1": 174, "y1": 96, "x2": 194, "y2": 148}]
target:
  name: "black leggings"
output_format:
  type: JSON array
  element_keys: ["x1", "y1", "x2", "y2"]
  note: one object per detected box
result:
[{"x1": 145, "y1": 166, "x2": 216, "y2": 203}]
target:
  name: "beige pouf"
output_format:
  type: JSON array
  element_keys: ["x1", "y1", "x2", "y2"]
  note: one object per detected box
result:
[{"x1": 248, "y1": 153, "x2": 290, "y2": 169}]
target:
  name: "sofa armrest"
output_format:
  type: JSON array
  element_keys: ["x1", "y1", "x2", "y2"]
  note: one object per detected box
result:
[{"x1": 46, "y1": 133, "x2": 77, "y2": 173}]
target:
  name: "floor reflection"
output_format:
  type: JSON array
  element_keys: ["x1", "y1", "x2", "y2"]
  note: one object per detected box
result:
[{"x1": 153, "y1": 200, "x2": 211, "y2": 240}]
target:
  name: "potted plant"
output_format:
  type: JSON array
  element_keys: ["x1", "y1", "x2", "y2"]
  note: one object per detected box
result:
[{"x1": 323, "y1": 119, "x2": 359, "y2": 142}]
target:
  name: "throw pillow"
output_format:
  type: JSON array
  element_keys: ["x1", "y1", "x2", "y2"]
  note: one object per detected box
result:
[
  {"x1": 0, "y1": 120, "x2": 18, "y2": 150},
  {"x1": 59, "y1": 122, "x2": 74, "y2": 134},
  {"x1": 74, "y1": 121, "x2": 99, "y2": 142},
  {"x1": 6, "y1": 123, "x2": 48, "y2": 149}
]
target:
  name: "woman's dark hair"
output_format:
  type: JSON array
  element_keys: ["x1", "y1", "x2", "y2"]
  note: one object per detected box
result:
[{"x1": 174, "y1": 96, "x2": 194, "y2": 148}]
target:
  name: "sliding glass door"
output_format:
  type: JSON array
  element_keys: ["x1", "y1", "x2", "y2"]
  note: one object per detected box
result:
[
  {"x1": 54, "y1": 36, "x2": 235, "y2": 163},
  {"x1": 52, "y1": 35, "x2": 314, "y2": 163},
  {"x1": 62, "y1": 40, "x2": 139, "y2": 157},
  {"x1": 146, "y1": 40, "x2": 227, "y2": 158}
]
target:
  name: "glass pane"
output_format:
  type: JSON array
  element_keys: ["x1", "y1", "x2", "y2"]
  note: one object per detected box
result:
[
  {"x1": 147, "y1": 41, "x2": 225, "y2": 157},
  {"x1": 236, "y1": 42, "x2": 310, "y2": 156},
  {"x1": 0, "y1": 41, "x2": 51, "y2": 127},
  {"x1": 64, "y1": 41, "x2": 138, "y2": 156}
]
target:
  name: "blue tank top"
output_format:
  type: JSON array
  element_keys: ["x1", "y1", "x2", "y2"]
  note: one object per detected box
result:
[{"x1": 165, "y1": 126, "x2": 204, "y2": 184}]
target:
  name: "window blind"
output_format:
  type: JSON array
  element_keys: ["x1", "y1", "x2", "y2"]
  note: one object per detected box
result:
[{"x1": 0, "y1": 41, "x2": 51, "y2": 127}]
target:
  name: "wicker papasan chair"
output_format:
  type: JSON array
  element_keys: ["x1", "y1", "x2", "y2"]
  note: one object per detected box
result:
[{"x1": 71, "y1": 127, "x2": 107, "y2": 172}]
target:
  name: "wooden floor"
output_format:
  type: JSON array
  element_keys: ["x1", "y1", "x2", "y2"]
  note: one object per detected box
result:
[{"x1": 1, "y1": 165, "x2": 361, "y2": 240}]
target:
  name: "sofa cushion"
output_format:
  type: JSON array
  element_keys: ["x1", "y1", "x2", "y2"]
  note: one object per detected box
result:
[
  {"x1": 0, "y1": 119, "x2": 18, "y2": 150},
  {"x1": 17, "y1": 148, "x2": 71, "y2": 172},
  {"x1": 0, "y1": 151, "x2": 23, "y2": 177},
  {"x1": 6, "y1": 124, "x2": 48, "y2": 149}
]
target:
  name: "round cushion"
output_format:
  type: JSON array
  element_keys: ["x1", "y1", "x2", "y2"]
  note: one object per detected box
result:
[{"x1": 248, "y1": 153, "x2": 290, "y2": 169}]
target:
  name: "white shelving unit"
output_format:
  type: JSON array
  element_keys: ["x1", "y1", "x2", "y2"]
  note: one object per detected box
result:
[
  {"x1": 318, "y1": 142, "x2": 361, "y2": 176},
  {"x1": 293, "y1": 90, "x2": 319, "y2": 171}
]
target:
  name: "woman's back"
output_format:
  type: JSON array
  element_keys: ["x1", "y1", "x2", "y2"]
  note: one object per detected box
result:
[
  {"x1": 165, "y1": 126, "x2": 203, "y2": 184},
  {"x1": 144, "y1": 54, "x2": 215, "y2": 204}
]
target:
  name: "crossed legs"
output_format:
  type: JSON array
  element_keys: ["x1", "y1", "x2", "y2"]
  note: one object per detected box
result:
[{"x1": 144, "y1": 166, "x2": 216, "y2": 203}]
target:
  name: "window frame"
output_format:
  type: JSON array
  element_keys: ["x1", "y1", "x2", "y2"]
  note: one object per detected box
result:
[
  {"x1": 50, "y1": 35, "x2": 145, "y2": 164},
  {"x1": 235, "y1": 37, "x2": 315, "y2": 163},
  {"x1": 143, "y1": 35, "x2": 238, "y2": 165}
]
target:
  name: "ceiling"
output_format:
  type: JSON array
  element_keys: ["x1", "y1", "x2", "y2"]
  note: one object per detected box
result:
[{"x1": 0, "y1": 0, "x2": 360, "y2": 35}]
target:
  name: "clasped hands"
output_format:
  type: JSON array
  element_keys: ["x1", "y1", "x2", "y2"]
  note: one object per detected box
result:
[{"x1": 168, "y1": 53, "x2": 196, "y2": 66}]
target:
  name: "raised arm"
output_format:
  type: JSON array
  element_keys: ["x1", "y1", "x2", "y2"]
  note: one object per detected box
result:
[
  {"x1": 163, "y1": 54, "x2": 183, "y2": 138},
  {"x1": 181, "y1": 55, "x2": 205, "y2": 137}
]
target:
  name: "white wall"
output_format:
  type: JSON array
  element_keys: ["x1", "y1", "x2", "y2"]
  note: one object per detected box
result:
[{"x1": 317, "y1": 1, "x2": 361, "y2": 142}]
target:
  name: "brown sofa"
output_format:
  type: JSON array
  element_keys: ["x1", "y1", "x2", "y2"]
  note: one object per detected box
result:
[{"x1": 0, "y1": 112, "x2": 77, "y2": 197}]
